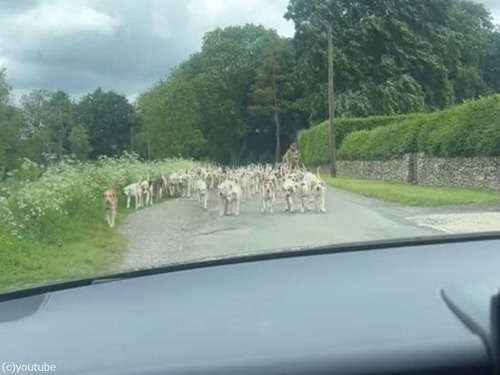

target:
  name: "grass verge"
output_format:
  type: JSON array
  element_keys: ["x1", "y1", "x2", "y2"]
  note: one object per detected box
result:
[
  {"x1": 0, "y1": 156, "x2": 196, "y2": 293},
  {"x1": 323, "y1": 176, "x2": 500, "y2": 206},
  {"x1": 0, "y1": 204, "x2": 134, "y2": 293}
]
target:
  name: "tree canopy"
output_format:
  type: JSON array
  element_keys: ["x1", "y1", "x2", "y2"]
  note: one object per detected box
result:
[
  {"x1": 1, "y1": 0, "x2": 500, "y2": 171},
  {"x1": 285, "y1": 0, "x2": 500, "y2": 121}
]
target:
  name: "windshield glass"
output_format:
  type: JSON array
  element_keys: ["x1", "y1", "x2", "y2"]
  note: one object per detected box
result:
[{"x1": 1, "y1": 0, "x2": 500, "y2": 292}]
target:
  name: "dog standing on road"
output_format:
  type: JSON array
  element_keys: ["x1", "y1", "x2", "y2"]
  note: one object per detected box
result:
[
  {"x1": 196, "y1": 179, "x2": 208, "y2": 209},
  {"x1": 104, "y1": 182, "x2": 118, "y2": 227},
  {"x1": 218, "y1": 180, "x2": 232, "y2": 216},
  {"x1": 311, "y1": 179, "x2": 326, "y2": 213},
  {"x1": 282, "y1": 178, "x2": 298, "y2": 213},
  {"x1": 301, "y1": 168, "x2": 326, "y2": 213},
  {"x1": 228, "y1": 182, "x2": 243, "y2": 216},
  {"x1": 297, "y1": 181, "x2": 310, "y2": 213},
  {"x1": 218, "y1": 180, "x2": 242, "y2": 216},
  {"x1": 140, "y1": 179, "x2": 153, "y2": 206},
  {"x1": 261, "y1": 180, "x2": 275, "y2": 214}
]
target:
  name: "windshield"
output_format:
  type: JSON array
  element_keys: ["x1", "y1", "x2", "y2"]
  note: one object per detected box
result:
[{"x1": 1, "y1": 0, "x2": 500, "y2": 292}]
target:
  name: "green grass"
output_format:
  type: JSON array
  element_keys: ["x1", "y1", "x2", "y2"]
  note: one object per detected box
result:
[
  {"x1": 0, "y1": 203, "x2": 134, "y2": 293},
  {"x1": 0, "y1": 156, "x2": 197, "y2": 293},
  {"x1": 323, "y1": 176, "x2": 500, "y2": 206}
]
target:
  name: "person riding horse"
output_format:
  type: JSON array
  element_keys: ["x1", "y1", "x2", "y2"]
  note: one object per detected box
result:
[{"x1": 283, "y1": 142, "x2": 300, "y2": 169}]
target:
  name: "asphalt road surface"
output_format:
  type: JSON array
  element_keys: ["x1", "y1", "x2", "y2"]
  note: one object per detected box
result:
[{"x1": 117, "y1": 187, "x2": 500, "y2": 271}]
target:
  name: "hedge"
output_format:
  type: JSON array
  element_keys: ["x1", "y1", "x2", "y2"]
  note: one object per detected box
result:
[
  {"x1": 302, "y1": 94, "x2": 500, "y2": 162},
  {"x1": 298, "y1": 113, "x2": 423, "y2": 165}
]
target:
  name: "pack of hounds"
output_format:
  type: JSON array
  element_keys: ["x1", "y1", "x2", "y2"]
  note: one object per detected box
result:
[{"x1": 103, "y1": 162, "x2": 327, "y2": 228}]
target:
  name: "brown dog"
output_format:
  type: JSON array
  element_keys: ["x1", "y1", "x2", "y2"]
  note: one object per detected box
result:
[{"x1": 104, "y1": 182, "x2": 118, "y2": 228}]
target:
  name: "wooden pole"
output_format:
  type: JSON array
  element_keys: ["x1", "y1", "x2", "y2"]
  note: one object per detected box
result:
[
  {"x1": 272, "y1": 70, "x2": 281, "y2": 164},
  {"x1": 327, "y1": 25, "x2": 336, "y2": 177}
]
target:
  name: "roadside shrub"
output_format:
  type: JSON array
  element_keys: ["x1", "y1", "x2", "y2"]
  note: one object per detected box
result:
[
  {"x1": 339, "y1": 115, "x2": 429, "y2": 160},
  {"x1": 300, "y1": 113, "x2": 423, "y2": 164},
  {"x1": 470, "y1": 96, "x2": 500, "y2": 156},
  {"x1": 0, "y1": 153, "x2": 197, "y2": 242},
  {"x1": 337, "y1": 94, "x2": 500, "y2": 161}
]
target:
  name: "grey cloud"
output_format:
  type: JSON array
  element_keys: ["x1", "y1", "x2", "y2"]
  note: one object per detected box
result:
[
  {"x1": 1, "y1": 0, "x2": 293, "y2": 100},
  {"x1": 2, "y1": 1, "x2": 197, "y2": 97},
  {"x1": 0, "y1": 0, "x2": 40, "y2": 12},
  {"x1": 1, "y1": 0, "x2": 496, "y2": 103}
]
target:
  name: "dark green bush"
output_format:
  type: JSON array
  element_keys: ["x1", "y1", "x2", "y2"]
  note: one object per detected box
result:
[
  {"x1": 299, "y1": 113, "x2": 423, "y2": 164},
  {"x1": 339, "y1": 115, "x2": 429, "y2": 160},
  {"x1": 309, "y1": 94, "x2": 500, "y2": 162}
]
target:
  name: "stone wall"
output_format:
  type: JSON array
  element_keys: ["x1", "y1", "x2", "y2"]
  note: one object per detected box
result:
[
  {"x1": 417, "y1": 154, "x2": 500, "y2": 190},
  {"x1": 335, "y1": 156, "x2": 411, "y2": 183},
  {"x1": 320, "y1": 154, "x2": 500, "y2": 190}
]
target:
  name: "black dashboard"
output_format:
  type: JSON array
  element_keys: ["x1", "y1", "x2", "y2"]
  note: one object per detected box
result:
[{"x1": 1, "y1": 233, "x2": 500, "y2": 375}]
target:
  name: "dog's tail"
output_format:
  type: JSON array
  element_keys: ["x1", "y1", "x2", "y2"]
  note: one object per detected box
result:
[{"x1": 316, "y1": 166, "x2": 321, "y2": 179}]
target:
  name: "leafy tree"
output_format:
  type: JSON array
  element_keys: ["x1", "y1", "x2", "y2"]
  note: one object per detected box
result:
[
  {"x1": 75, "y1": 88, "x2": 137, "y2": 158},
  {"x1": 0, "y1": 105, "x2": 26, "y2": 176},
  {"x1": 136, "y1": 76, "x2": 206, "y2": 160},
  {"x1": 136, "y1": 25, "x2": 307, "y2": 164},
  {"x1": 0, "y1": 67, "x2": 29, "y2": 175},
  {"x1": 285, "y1": 0, "x2": 500, "y2": 121},
  {"x1": 68, "y1": 124, "x2": 92, "y2": 160},
  {"x1": 19, "y1": 89, "x2": 77, "y2": 160},
  {"x1": 250, "y1": 37, "x2": 305, "y2": 161},
  {"x1": 48, "y1": 91, "x2": 74, "y2": 157},
  {"x1": 482, "y1": 31, "x2": 500, "y2": 93},
  {"x1": 0, "y1": 67, "x2": 11, "y2": 106},
  {"x1": 20, "y1": 89, "x2": 56, "y2": 157}
]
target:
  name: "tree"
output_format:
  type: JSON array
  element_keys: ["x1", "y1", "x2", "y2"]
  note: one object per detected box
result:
[
  {"x1": 20, "y1": 89, "x2": 56, "y2": 157},
  {"x1": 250, "y1": 38, "x2": 302, "y2": 161},
  {"x1": 48, "y1": 91, "x2": 74, "y2": 157},
  {"x1": 0, "y1": 67, "x2": 29, "y2": 175},
  {"x1": 0, "y1": 105, "x2": 26, "y2": 175},
  {"x1": 136, "y1": 24, "x2": 307, "y2": 164},
  {"x1": 0, "y1": 67, "x2": 11, "y2": 106},
  {"x1": 68, "y1": 124, "x2": 92, "y2": 160},
  {"x1": 136, "y1": 76, "x2": 207, "y2": 160},
  {"x1": 285, "y1": 0, "x2": 500, "y2": 120},
  {"x1": 482, "y1": 31, "x2": 500, "y2": 93},
  {"x1": 196, "y1": 25, "x2": 281, "y2": 163},
  {"x1": 19, "y1": 89, "x2": 77, "y2": 161},
  {"x1": 76, "y1": 88, "x2": 138, "y2": 158}
]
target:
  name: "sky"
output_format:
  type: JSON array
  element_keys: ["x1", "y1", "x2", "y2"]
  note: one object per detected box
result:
[{"x1": 0, "y1": 0, "x2": 499, "y2": 103}]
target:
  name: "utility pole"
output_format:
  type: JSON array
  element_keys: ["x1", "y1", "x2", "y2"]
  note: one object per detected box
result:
[
  {"x1": 272, "y1": 66, "x2": 281, "y2": 164},
  {"x1": 327, "y1": 25, "x2": 336, "y2": 177}
]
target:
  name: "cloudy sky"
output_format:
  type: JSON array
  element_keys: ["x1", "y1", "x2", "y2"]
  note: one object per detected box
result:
[{"x1": 0, "y1": 0, "x2": 499, "y2": 103}]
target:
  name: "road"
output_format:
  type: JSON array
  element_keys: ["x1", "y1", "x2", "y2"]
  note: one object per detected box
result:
[{"x1": 116, "y1": 186, "x2": 500, "y2": 271}]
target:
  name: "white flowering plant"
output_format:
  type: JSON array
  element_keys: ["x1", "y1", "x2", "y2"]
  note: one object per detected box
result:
[{"x1": 0, "y1": 152, "x2": 196, "y2": 248}]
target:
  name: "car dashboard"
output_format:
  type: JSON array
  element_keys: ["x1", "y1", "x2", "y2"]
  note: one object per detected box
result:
[{"x1": 1, "y1": 233, "x2": 500, "y2": 375}]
